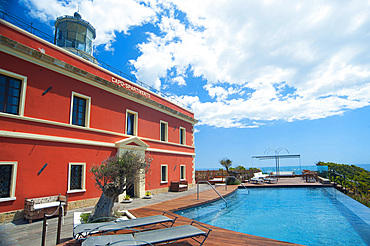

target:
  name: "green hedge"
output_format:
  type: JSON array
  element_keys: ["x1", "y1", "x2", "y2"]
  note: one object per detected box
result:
[{"x1": 316, "y1": 161, "x2": 370, "y2": 207}]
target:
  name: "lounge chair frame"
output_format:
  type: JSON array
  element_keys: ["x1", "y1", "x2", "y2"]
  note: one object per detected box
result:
[
  {"x1": 78, "y1": 220, "x2": 212, "y2": 246},
  {"x1": 73, "y1": 212, "x2": 177, "y2": 239}
]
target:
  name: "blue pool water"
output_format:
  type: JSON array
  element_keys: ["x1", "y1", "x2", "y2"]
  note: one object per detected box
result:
[{"x1": 176, "y1": 188, "x2": 370, "y2": 245}]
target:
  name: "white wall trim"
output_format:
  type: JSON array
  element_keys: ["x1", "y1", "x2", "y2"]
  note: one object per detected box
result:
[
  {"x1": 0, "y1": 130, "x2": 115, "y2": 147},
  {"x1": 0, "y1": 113, "x2": 195, "y2": 149},
  {"x1": 147, "y1": 147, "x2": 195, "y2": 156},
  {"x1": 67, "y1": 162, "x2": 86, "y2": 192},
  {"x1": 0, "y1": 197, "x2": 16, "y2": 202},
  {"x1": 0, "y1": 68, "x2": 27, "y2": 117},
  {"x1": 160, "y1": 120, "x2": 168, "y2": 142},
  {"x1": 126, "y1": 109, "x2": 138, "y2": 136},
  {"x1": 0, "y1": 130, "x2": 195, "y2": 156},
  {"x1": 70, "y1": 92, "x2": 91, "y2": 128},
  {"x1": 67, "y1": 189, "x2": 86, "y2": 194},
  {"x1": 140, "y1": 136, "x2": 194, "y2": 149},
  {"x1": 0, "y1": 161, "x2": 17, "y2": 202},
  {"x1": 161, "y1": 164, "x2": 168, "y2": 183},
  {"x1": 179, "y1": 126, "x2": 186, "y2": 145},
  {"x1": 180, "y1": 164, "x2": 186, "y2": 180}
]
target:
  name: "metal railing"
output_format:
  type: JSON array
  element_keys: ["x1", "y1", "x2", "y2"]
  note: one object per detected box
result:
[
  {"x1": 0, "y1": 10, "x2": 190, "y2": 110},
  {"x1": 196, "y1": 176, "x2": 250, "y2": 207},
  {"x1": 321, "y1": 168, "x2": 370, "y2": 208},
  {"x1": 197, "y1": 181, "x2": 228, "y2": 206},
  {"x1": 328, "y1": 169, "x2": 359, "y2": 195},
  {"x1": 225, "y1": 176, "x2": 250, "y2": 194}
]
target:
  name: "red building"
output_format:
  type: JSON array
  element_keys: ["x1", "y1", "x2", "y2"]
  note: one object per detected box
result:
[{"x1": 0, "y1": 13, "x2": 196, "y2": 222}]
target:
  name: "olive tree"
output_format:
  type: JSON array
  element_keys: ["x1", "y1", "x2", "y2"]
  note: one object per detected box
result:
[
  {"x1": 220, "y1": 158, "x2": 232, "y2": 174},
  {"x1": 89, "y1": 151, "x2": 151, "y2": 222}
]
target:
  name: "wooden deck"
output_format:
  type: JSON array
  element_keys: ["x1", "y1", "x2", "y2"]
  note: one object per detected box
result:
[
  {"x1": 128, "y1": 185, "x2": 300, "y2": 246},
  {"x1": 62, "y1": 178, "x2": 329, "y2": 245}
]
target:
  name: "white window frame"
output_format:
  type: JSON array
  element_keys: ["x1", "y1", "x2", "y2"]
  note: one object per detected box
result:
[
  {"x1": 180, "y1": 165, "x2": 186, "y2": 180},
  {"x1": 0, "y1": 161, "x2": 17, "y2": 202},
  {"x1": 179, "y1": 127, "x2": 186, "y2": 145},
  {"x1": 160, "y1": 120, "x2": 168, "y2": 142},
  {"x1": 161, "y1": 164, "x2": 168, "y2": 183},
  {"x1": 126, "y1": 109, "x2": 138, "y2": 136},
  {"x1": 70, "y1": 92, "x2": 91, "y2": 127},
  {"x1": 67, "y1": 162, "x2": 86, "y2": 193},
  {"x1": 0, "y1": 69, "x2": 27, "y2": 117}
]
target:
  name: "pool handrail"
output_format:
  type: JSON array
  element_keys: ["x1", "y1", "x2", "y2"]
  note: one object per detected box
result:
[
  {"x1": 225, "y1": 176, "x2": 250, "y2": 194},
  {"x1": 197, "y1": 181, "x2": 228, "y2": 206}
]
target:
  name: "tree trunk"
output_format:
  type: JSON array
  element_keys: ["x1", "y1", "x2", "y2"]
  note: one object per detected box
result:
[{"x1": 88, "y1": 192, "x2": 117, "y2": 222}]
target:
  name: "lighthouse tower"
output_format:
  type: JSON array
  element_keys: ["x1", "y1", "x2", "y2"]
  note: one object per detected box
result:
[{"x1": 54, "y1": 12, "x2": 96, "y2": 62}]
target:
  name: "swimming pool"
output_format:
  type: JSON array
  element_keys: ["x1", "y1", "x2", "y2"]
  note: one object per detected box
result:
[{"x1": 175, "y1": 187, "x2": 370, "y2": 245}]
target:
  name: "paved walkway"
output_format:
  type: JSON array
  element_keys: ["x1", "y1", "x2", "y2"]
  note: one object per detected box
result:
[{"x1": 0, "y1": 185, "x2": 212, "y2": 246}]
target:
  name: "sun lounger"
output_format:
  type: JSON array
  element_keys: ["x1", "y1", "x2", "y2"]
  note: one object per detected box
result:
[
  {"x1": 73, "y1": 212, "x2": 177, "y2": 239},
  {"x1": 271, "y1": 171, "x2": 295, "y2": 177},
  {"x1": 264, "y1": 177, "x2": 278, "y2": 184},
  {"x1": 250, "y1": 172, "x2": 268, "y2": 183},
  {"x1": 80, "y1": 221, "x2": 212, "y2": 246},
  {"x1": 208, "y1": 176, "x2": 226, "y2": 185}
]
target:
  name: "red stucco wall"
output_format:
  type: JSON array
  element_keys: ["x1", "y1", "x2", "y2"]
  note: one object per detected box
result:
[
  {"x1": 0, "y1": 20, "x2": 196, "y2": 215},
  {"x1": 0, "y1": 137, "x2": 116, "y2": 213}
]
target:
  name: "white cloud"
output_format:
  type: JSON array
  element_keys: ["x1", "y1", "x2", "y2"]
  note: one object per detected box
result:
[
  {"x1": 132, "y1": 0, "x2": 370, "y2": 128},
  {"x1": 21, "y1": 0, "x2": 370, "y2": 128},
  {"x1": 172, "y1": 76, "x2": 186, "y2": 86}
]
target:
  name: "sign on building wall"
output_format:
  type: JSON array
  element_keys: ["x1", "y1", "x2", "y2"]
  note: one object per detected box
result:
[{"x1": 111, "y1": 77, "x2": 151, "y2": 98}]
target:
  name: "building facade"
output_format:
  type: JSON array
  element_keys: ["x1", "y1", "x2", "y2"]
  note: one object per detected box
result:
[{"x1": 0, "y1": 16, "x2": 196, "y2": 222}]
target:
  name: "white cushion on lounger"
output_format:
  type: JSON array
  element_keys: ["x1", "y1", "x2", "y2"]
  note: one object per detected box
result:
[{"x1": 34, "y1": 202, "x2": 65, "y2": 210}]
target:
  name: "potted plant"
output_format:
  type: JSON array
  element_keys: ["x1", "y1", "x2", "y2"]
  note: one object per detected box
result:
[
  {"x1": 122, "y1": 194, "x2": 132, "y2": 203},
  {"x1": 143, "y1": 191, "x2": 152, "y2": 199}
]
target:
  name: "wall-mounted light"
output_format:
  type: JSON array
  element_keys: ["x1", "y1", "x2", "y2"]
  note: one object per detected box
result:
[
  {"x1": 42, "y1": 87, "x2": 52, "y2": 96},
  {"x1": 37, "y1": 163, "x2": 48, "y2": 175}
]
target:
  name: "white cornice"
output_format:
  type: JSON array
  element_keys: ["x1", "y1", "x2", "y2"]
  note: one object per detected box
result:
[
  {"x1": 116, "y1": 136, "x2": 150, "y2": 148},
  {"x1": 0, "y1": 130, "x2": 195, "y2": 156},
  {"x1": 147, "y1": 148, "x2": 195, "y2": 157},
  {"x1": 0, "y1": 130, "x2": 115, "y2": 147},
  {"x1": 0, "y1": 112, "x2": 195, "y2": 149}
]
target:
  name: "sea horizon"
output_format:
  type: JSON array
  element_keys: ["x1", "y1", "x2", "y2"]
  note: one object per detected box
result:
[{"x1": 196, "y1": 163, "x2": 370, "y2": 174}]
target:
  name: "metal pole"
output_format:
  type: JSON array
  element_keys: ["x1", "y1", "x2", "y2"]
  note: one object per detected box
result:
[
  {"x1": 197, "y1": 181, "x2": 199, "y2": 200},
  {"x1": 41, "y1": 213, "x2": 47, "y2": 246},
  {"x1": 277, "y1": 157, "x2": 280, "y2": 180},
  {"x1": 56, "y1": 202, "x2": 62, "y2": 245}
]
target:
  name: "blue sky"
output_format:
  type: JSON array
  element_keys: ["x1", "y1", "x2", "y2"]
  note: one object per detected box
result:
[{"x1": 3, "y1": 0, "x2": 370, "y2": 169}]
